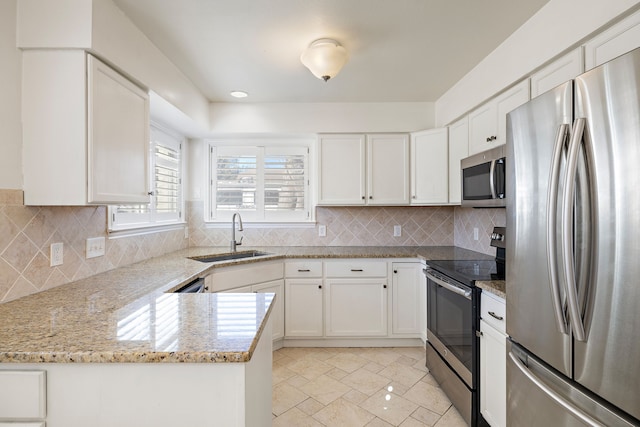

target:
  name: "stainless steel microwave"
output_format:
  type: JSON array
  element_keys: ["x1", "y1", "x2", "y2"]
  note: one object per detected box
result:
[{"x1": 461, "y1": 145, "x2": 506, "y2": 207}]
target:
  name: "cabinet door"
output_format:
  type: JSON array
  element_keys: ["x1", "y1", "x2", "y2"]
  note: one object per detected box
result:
[
  {"x1": 531, "y1": 48, "x2": 583, "y2": 98},
  {"x1": 285, "y1": 279, "x2": 323, "y2": 337},
  {"x1": 584, "y1": 9, "x2": 640, "y2": 70},
  {"x1": 367, "y1": 134, "x2": 410, "y2": 205},
  {"x1": 468, "y1": 101, "x2": 497, "y2": 155},
  {"x1": 318, "y1": 134, "x2": 366, "y2": 205},
  {"x1": 391, "y1": 263, "x2": 422, "y2": 335},
  {"x1": 325, "y1": 279, "x2": 388, "y2": 336},
  {"x1": 410, "y1": 129, "x2": 448, "y2": 205},
  {"x1": 88, "y1": 55, "x2": 150, "y2": 204},
  {"x1": 495, "y1": 79, "x2": 530, "y2": 147},
  {"x1": 252, "y1": 279, "x2": 284, "y2": 341},
  {"x1": 448, "y1": 116, "x2": 469, "y2": 204},
  {"x1": 480, "y1": 319, "x2": 507, "y2": 427}
]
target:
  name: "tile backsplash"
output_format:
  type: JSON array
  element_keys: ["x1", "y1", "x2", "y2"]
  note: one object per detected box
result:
[
  {"x1": 0, "y1": 189, "x2": 504, "y2": 303},
  {"x1": 453, "y1": 207, "x2": 506, "y2": 255},
  {"x1": 0, "y1": 190, "x2": 187, "y2": 303},
  {"x1": 188, "y1": 202, "x2": 455, "y2": 248}
]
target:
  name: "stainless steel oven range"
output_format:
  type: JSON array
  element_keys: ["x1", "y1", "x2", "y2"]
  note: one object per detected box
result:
[{"x1": 424, "y1": 227, "x2": 505, "y2": 426}]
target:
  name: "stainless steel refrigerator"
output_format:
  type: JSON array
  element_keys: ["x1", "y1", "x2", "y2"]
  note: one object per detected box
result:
[{"x1": 506, "y1": 47, "x2": 640, "y2": 426}]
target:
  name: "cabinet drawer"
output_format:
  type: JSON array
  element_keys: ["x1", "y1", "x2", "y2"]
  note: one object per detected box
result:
[
  {"x1": 0, "y1": 370, "x2": 46, "y2": 420},
  {"x1": 481, "y1": 291, "x2": 506, "y2": 333},
  {"x1": 325, "y1": 260, "x2": 387, "y2": 278},
  {"x1": 285, "y1": 260, "x2": 323, "y2": 278}
]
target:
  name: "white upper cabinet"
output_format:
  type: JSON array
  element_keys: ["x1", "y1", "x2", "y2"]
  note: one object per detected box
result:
[
  {"x1": 22, "y1": 51, "x2": 149, "y2": 206},
  {"x1": 531, "y1": 48, "x2": 584, "y2": 98},
  {"x1": 367, "y1": 134, "x2": 410, "y2": 205},
  {"x1": 584, "y1": 9, "x2": 640, "y2": 70},
  {"x1": 447, "y1": 117, "x2": 469, "y2": 205},
  {"x1": 318, "y1": 134, "x2": 366, "y2": 205},
  {"x1": 410, "y1": 128, "x2": 448, "y2": 205},
  {"x1": 318, "y1": 133, "x2": 409, "y2": 205},
  {"x1": 88, "y1": 56, "x2": 150, "y2": 204},
  {"x1": 468, "y1": 79, "x2": 530, "y2": 155}
]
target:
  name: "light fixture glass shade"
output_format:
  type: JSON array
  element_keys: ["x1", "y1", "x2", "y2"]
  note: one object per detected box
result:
[{"x1": 300, "y1": 38, "x2": 349, "y2": 81}]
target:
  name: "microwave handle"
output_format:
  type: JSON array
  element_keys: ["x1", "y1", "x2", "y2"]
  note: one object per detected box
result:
[{"x1": 489, "y1": 159, "x2": 497, "y2": 199}]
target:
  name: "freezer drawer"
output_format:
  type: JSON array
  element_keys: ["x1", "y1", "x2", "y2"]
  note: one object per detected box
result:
[{"x1": 507, "y1": 341, "x2": 637, "y2": 427}]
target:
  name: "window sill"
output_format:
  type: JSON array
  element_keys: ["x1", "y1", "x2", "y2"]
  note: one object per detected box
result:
[
  {"x1": 204, "y1": 221, "x2": 315, "y2": 230},
  {"x1": 108, "y1": 222, "x2": 187, "y2": 239}
]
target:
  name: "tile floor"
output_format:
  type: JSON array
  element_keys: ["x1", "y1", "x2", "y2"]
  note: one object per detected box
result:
[{"x1": 272, "y1": 346, "x2": 467, "y2": 426}]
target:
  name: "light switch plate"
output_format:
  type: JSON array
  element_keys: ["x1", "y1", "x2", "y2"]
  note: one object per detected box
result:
[
  {"x1": 394, "y1": 225, "x2": 402, "y2": 237},
  {"x1": 318, "y1": 225, "x2": 327, "y2": 237},
  {"x1": 86, "y1": 237, "x2": 106, "y2": 259},
  {"x1": 473, "y1": 228, "x2": 479, "y2": 241}
]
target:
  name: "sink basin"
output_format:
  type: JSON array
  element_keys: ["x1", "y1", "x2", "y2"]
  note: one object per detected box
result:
[{"x1": 189, "y1": 250, "x2": 272, "y2": 263}]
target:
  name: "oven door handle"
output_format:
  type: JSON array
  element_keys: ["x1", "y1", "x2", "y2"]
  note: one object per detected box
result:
[{"x1": 424, "y1": 270, "x2": 472, "y2": 300}]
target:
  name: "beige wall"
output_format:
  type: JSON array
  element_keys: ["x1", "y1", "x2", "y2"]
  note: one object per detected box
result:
[
  {"x1": 210, "y1": 102, "x2": 435, "y2": 134},
  {"x1": 453, "y1": 207, "x2": 506, "y2": 256},
  {"x1": 436, "y1": 0, "x2": 640, "y2": 126}
]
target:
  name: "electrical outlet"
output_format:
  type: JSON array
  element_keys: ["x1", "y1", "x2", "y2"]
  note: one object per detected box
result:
[
  {"x1": 318, "y1": 225, "x2": 327, "y2": 237},
  {"x1": 50, "y1": 242, "x2": 63, "y2": 266},
  {"x1": 473, "y1": 227, "x2": 479, "y2": 241},
  {"x1": 184, "y1": 226, "x2": 189, "y2": 239},
  {"x1": 394, "y1": 225, "x2": 402, "y2": 237},
  {"x1": 86, "y1": 237, "x2": 106, "y2": 259}
]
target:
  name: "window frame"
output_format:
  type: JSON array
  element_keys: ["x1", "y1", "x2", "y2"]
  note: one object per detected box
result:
[
  {"x1": 206, "y1": 138, "x2": 313, "y2": 224},
  {"x1": 109, "y1": 122, "x2": 186, "y2": 232}
]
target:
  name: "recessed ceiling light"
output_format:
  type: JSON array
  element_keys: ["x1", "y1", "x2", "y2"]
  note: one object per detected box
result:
[{"x1": 230, "y1": 91, "x2": 248, "y2": 98}]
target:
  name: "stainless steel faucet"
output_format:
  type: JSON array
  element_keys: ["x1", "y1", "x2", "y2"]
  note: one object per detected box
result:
[{"x1": 230, "y1": 212, "x2": 243, "y2": 252}]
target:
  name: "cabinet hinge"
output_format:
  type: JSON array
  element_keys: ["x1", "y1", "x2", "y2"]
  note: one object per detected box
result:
[
  {"x1": 179, "y1": 211, "x2": 182, "y2": 219},
  {"x1": 112, "y1": 213, "x2": 116, "y2": 223}
]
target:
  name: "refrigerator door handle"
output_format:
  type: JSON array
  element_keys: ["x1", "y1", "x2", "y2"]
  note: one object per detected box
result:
[
  {"x1": 547, "y1": 123, "x2": 570, "y2": 335},
  {"x1": 561, "y1": 117, "x2": 587, "y2": 342},
  {"x1": 508, "y1": 351, "x2": 605, "y2": 427},
  {"x1": 489, "y1": 159, "x2": 497, "y2": 199}
]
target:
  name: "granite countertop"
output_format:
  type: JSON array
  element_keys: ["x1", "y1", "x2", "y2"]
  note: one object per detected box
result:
[
  {"x1": 0, "y1": 245, "x2": 492, "y2": 364},
  {"x1": 476, "y1": 280, "x2": 506, "y2": 299}
]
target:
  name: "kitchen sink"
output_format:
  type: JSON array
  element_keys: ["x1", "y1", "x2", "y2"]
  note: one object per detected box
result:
[{"x1": 188, "y1": 250, "x2": 272, "y2": 263}]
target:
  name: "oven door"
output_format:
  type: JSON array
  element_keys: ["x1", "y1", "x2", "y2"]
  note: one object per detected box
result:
[{"x1": 425, "y1": 268, "x2": 474, "y2": 387}]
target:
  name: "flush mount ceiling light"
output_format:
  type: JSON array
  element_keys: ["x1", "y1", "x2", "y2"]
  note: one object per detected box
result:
[
  {"x1": 300, "y1": 38, "x2": 349, "y2": 82},
  {"x1": 230, "y1": 90, "x2": 248, "y2": 98}
]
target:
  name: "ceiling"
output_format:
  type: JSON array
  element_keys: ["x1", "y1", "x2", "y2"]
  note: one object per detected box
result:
[{"x1": 112, "y1": 0, "x2": 549, "y2": 104}]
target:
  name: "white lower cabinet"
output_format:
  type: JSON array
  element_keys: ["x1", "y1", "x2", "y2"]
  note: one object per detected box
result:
[
  {"x1": 253, "y1": 280, "x2": 285, "y2": 341},
  {"x1": 480, "y1": 292, "x2": 507, "y2": 427},
  {"x1": 285, "y1": 279, "x2": 324, "y2": 337},
  {"x1": 325, "y1": 279, "x2": 388, "y2": 336},
  {"x1": 391, "y1": 262, "x2": 424, "y2": 336},
  {"x1": 204, "y1": 261, "x2": 284, "y2": 343},
  {"x1": 0, "y1": 370, "x2": 46, "y2": 423}
]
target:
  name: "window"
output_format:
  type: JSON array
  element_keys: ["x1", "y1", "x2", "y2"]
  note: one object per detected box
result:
[
  {"x1": 208, "y1": 143, "x2": 310, "y2": 222},
  {"x1": 110, "y1": 124, "x2": 184, "y2": 231}
]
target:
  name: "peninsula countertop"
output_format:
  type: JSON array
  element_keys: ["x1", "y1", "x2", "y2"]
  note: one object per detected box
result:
[{"x1": 0, "y1": 245, "x2": 493, "y2": 364}]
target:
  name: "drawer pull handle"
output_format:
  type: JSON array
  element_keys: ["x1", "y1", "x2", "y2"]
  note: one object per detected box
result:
[
  {"x1": 350, "y1": 269, "x2": 364, "y2": 272},
  {"x1": 297, "y1": 269, "x2": 311, "y2": 272},
  {"x1": 489, "y1": 311, "x2": 504, "y2": 321}
]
